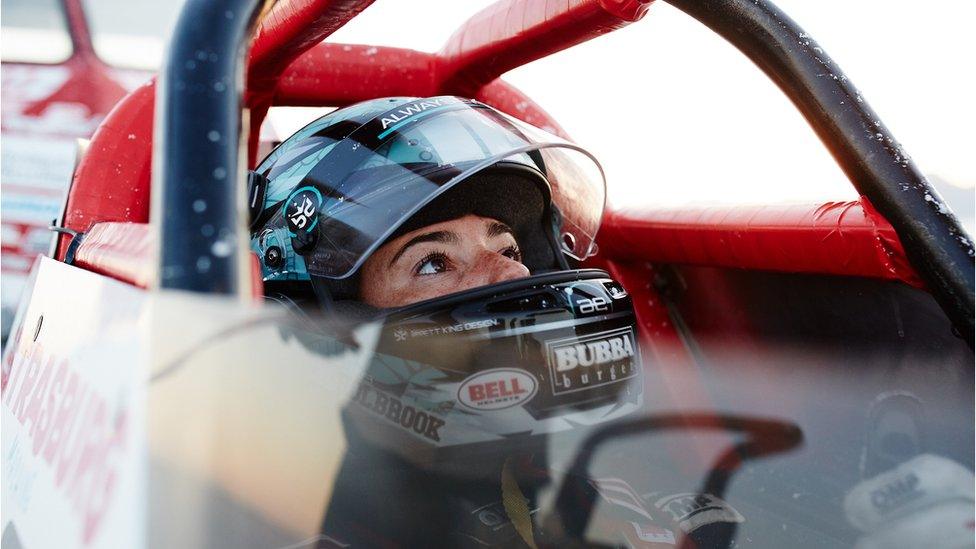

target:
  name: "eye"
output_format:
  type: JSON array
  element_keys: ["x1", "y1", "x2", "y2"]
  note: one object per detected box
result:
[
  {"x1": 500, "y1": 245, "x2": 522, "y2": 262},
  {"x1": 415, "y1": 252, "x2": 450, "y2": 275}
]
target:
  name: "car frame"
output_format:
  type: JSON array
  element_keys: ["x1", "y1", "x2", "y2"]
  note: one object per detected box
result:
[{"x1": 2, "y1": 0, "x2": 972, "y2": 547}]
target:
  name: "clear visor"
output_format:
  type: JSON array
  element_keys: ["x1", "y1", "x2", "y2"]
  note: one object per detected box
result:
[{"x1": 257, "y1": 98, "x2": 606, "y2": 279}]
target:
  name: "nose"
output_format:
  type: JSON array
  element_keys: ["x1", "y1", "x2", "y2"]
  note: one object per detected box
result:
[
  {"x1": 458, "y1": 249, "x2": 529, "y2": 292},
  {"x1": 491, "y1": 254, "x2": 529, "y2": 284}
]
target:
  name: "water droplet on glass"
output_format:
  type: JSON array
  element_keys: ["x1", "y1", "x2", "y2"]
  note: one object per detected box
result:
[{"x1": 211, "y1": 239, "x2": 233, "y2": 257}]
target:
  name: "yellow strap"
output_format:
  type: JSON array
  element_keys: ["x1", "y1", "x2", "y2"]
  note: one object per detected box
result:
[{"x1": 501, "y1": 458, "x2": 538, "y2": 549}]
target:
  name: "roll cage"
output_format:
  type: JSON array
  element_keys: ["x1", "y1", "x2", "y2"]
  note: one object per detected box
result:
[
  {"x1": 23, "y1": 2, "x2": 974, "y2": 546},
  {"x1": 52, "y1": 0, "x2": 973, "y2": 346}
]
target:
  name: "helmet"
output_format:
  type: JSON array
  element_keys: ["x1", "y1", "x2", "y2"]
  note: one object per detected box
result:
[{"x1": 249, "y1": 96, "x2": 643, "y2": 476}]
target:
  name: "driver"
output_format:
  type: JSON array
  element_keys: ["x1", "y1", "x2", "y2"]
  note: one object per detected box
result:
[{"x1": 248, "y1": 96, "x2": 648, "y2": 547}]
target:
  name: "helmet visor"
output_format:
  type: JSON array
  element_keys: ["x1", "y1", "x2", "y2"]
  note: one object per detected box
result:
[{"x1": 256, "y1": 97, "x2": 606, "y2": 279}]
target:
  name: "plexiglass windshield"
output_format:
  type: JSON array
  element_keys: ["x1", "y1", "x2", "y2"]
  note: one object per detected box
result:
[{"x1": 142, "y1": 269, "x2": 973, "y2": 548}]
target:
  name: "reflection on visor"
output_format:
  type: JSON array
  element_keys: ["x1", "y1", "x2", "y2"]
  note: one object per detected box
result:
[{"x1": 256, "y1": 97, "x2": 607, "y2": 279}]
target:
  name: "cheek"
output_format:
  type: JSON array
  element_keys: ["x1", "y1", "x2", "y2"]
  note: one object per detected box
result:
[
  {"x1": 392, "y1": 280, "x2": 457, "y2": 307},
  {"x1": 361, "y1": 265, "x2": 461, "y2": 308}
]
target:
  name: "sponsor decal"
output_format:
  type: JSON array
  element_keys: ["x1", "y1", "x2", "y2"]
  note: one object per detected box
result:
[
  {"x1": 589, "y1": 478, "x2": 678, "y2": 545},
  {"x1": 590, "y1": 477, "x2": 657, "y2": 522},
  {"x1": 629, "y1": 522, "x2": 677, "y2": 544},
  {"x1": 1, "y1": 338, "x2": 128, "y2": 545},
  {"x1": 870, "y1": 471, "x2": 922, "y2": 514},
  {"x1": 544, "y1": 327, "x2": 638, "y2": 394},
  {"x1": 351, "y1": 381, "x2": 445, "y2": 442},
  {"x1": 379, "y1": 98, "x2": 450, "y2": 131},
  {"x1": 458, "y1": 369, "x2": 537, "y2": 411},
  {"x1": 394, "y1": 318, "x2": 499, "y2": 340},
  {"x1": 283, "y1": 186, "x2": 323, "y2": 236},
  {"x1": 574, "y1": 296, "x2": 609, "y2": 315},
  {"x1": 603, "y1": 281, "x2": 628, "y2": 299},
  {"x1": 653, "y1": 492, "x2": 745, "y2": 533}
]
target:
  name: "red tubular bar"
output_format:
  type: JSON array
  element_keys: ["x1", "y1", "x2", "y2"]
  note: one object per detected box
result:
[
  {"x1": 248, "y1": 0, "x2": 376, "y2": 76},
  {"x1": 435, "y1": 0, "x2": 653, "y2": 95},
  {"x1": 55, "y1": 82, "x2": 155, "y2": 260},
  {"x1": 474, "y1": 79, "x2": 569, "y2": 138},
  {"x1": 600, "y1": 197, "x2": 924, "y2": 287},
  {"x1": 273, "y1": 44, "x2": 437, "y2": 105},
  {"x1": 73, "y1": 222, "x2": 154, "y2": 288},
  {"x1": 246, "y1": 0, "x2": 377, "y2": 162},
  {"x1": 261, "y1": 0, "x2": 654, "y2": 141},
  {"x1": 272, "y1": 43, "x2": 571, "y2": 138}
]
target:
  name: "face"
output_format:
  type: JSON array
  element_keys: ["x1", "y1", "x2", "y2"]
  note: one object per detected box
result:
[{"x1": 360, "y1": 214, "x2": 530, "y2": 308}]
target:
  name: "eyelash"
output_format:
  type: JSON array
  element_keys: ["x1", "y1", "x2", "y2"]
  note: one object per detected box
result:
[
  {"x1": 414, "y1": 251, "x2": 450, "y2": 276},
  {"x1": 412, "y1": 245, "x2": 522, "y2": 276},
  {"x1": 501, "y1": 245, "x2": 522, "y2": 262}
]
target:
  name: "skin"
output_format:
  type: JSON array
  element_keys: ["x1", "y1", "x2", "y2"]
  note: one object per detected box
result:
[{"x1": 360, "y1": 214, "x2": 530, "y2": 308}]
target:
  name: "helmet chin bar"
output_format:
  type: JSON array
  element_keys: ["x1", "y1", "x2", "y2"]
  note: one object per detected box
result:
[{"x1": 342, "y1": 269, "x2": 644, "y2": 479}]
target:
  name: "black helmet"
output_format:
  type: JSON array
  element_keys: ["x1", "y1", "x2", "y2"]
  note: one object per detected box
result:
[{"x1": 249, "y1": 96, "x2": 643, "y2": 474}]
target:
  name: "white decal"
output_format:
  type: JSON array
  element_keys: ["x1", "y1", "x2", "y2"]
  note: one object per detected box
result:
[
  {"x1": 576, "y1": 297, "x2": 609, "y2": 314},
  {"x1": 379, "y1": 98, "x2": 448, "y2": 130},
  {"x1": 458, "y1": 369, "x2": 537, "y2": 411},
  {"x1": 545, "y1": 327, "x2": 639, "y2": 394},
  {"x1": 654, "y1": 492, "x2": 745, "y2": 533},
  {"x1": 289, "y1": 196, "x2": 316, "y2": 229}
]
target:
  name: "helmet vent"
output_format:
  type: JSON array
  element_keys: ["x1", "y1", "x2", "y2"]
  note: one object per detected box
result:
[{"x1": 561, "y1": 232, "x2": 577, "y2": 254}]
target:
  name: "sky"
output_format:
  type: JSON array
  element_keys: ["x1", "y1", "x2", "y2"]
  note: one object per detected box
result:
[
  {"x1": 323, "y1": 0, "x2": 975, "y2": 214},
  {"x1": 8, "y1": 0, "x2": 973, "y2": 213}
]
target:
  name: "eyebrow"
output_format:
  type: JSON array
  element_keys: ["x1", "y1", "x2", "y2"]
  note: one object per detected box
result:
[
  {"x1": 487, "y1": 221, "x2": 515, "y2": 240},
  {"x1": 389, "y1": 230, "x2": 460, "y2": 266}
]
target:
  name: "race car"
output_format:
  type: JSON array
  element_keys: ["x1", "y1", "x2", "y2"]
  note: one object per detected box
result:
[{"x1": 2, "y1": 0, "x2": 972, "y2": 548}]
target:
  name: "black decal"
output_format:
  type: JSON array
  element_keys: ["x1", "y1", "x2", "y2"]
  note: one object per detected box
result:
[
  {"x1": 425, "y1": 416, "x2": 445, "y2": 442},
  {"x1": 412, "y1": 412, "x2": 429, "y2": 435},
  {"x1": 399, "y1": 406, "x2": 415, "y2": 428},
  {"x1": 386, "y1": 398, "x2": 402, "y2": 423},
  {"x1": 373, "y1": 392, "x2": 388, "y2": 415}
]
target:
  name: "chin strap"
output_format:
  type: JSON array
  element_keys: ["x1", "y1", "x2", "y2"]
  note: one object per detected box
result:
[{"x1": 502, "y1": 457, "x2": 539, "y2": 549}]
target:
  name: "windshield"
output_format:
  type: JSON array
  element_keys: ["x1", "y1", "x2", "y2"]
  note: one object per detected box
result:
[{"x1": 136, "y1": 269, "x2": 973, "y2": 548}]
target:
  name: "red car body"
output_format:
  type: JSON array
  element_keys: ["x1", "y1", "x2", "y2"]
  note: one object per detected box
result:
[{"x1": 2, "y1": 0, "x2": 972, "y2": 547}]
